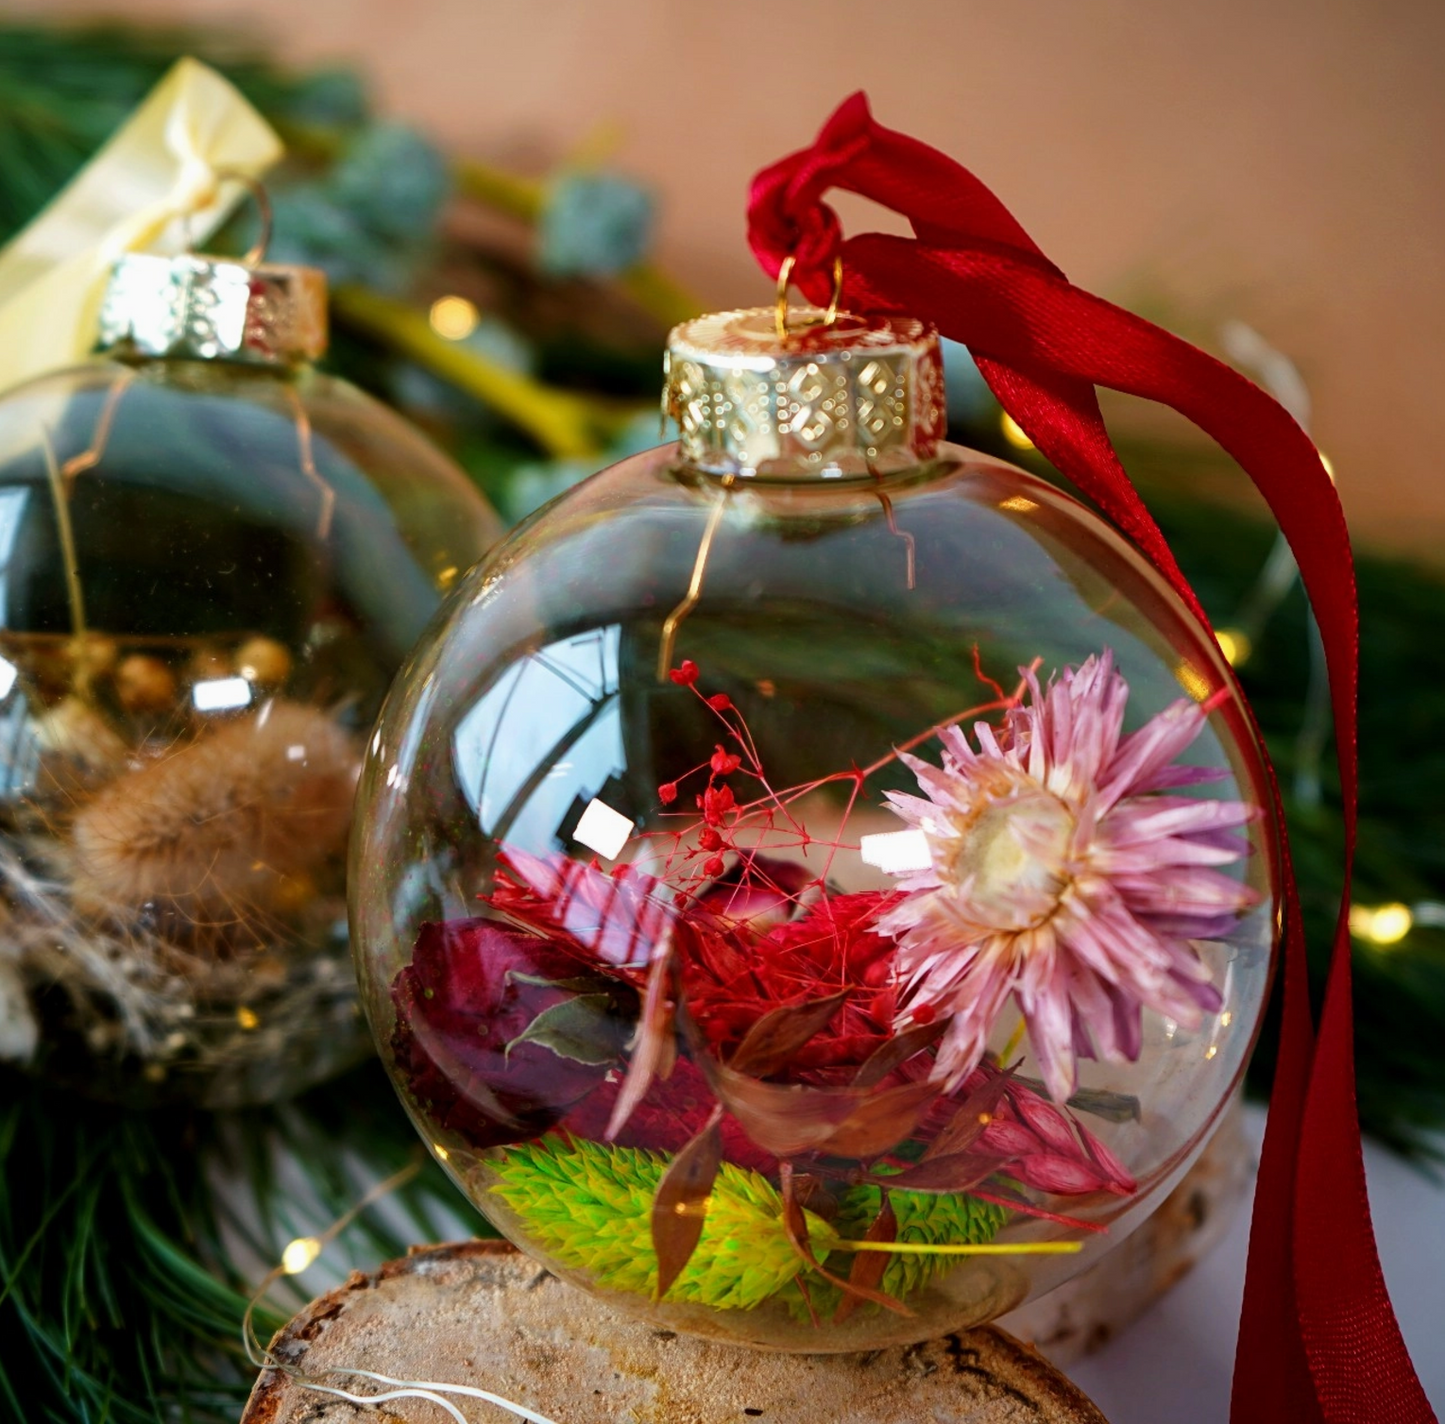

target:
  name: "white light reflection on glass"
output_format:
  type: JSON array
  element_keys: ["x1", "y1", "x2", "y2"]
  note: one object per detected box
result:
[
  {"x1": 452, "y1": 625, "x2": 624, "y2": 855},
  {"x1": 192, "y1": 676, "x2": 253, "y2": 712}
]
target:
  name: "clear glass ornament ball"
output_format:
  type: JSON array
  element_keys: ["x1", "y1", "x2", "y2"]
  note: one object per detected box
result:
[
  {"x1": 0, "y1": 355, "x2": 500, "y2": 1106},
  {"x1": 353, "y1": 435, "x2": 1278, "y2": 1351}
]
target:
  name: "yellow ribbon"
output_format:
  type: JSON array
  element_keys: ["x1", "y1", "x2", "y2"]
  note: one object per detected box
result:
[{"x1": 0, "y1": 56, "x2": 283, "y2": 394}]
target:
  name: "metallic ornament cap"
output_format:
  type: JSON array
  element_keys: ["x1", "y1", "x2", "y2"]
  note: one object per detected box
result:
[
  {"x1": 95, "y1": 252, "x2": 328, "y2": 366},
  {"x1": 664, "y1": 307, "x2": 945, "y2": 479}
]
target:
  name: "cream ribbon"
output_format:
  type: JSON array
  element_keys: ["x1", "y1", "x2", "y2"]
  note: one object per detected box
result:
[{"x1": 0, "y1": 56, "x2": 283, "y2": 394}]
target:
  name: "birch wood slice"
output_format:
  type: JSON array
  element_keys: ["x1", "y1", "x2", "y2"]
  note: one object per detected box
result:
[{"x1": 243, "y1": 1240, "x2": 1109, "y2": 1424}]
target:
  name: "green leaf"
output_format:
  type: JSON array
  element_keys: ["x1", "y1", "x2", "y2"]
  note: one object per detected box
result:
[
  {"x1": 506, "y1": 993, "x2": 630, "y2": 1065},
  {"x1": 507, "y1": 969, "x2": 611, "y2": 993}
]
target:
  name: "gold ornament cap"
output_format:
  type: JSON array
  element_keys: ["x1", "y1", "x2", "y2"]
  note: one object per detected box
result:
[
  {"x1": 664, "y1": 307, "x2": 946, "y2": 479},
  {"x1": 94, "y1": 252, "x2": 328, "y2": 366}
]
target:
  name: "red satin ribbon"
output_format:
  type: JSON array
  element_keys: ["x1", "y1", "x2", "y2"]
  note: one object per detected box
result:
[{"x1": 747, "y1": 93, "x2": 1433, "y2": 1424}]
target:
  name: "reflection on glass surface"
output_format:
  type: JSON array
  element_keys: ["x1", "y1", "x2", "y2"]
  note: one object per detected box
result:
[{"x1": 454, "y1": 624, "x2": 625, "y2": 854}]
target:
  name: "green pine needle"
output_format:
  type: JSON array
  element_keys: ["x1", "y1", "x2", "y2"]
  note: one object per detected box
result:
[{"x1": 487, "y1": 1136, "x2": 835, "y2": 1310}]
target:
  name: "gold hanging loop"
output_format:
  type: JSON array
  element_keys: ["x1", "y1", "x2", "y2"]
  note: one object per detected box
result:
[
  {"x1": 774, "y1": 255, "x2": 844, "y2": 341},
  {"x1": 180, "y1": 169, "x2": 274, "y2": 266}
]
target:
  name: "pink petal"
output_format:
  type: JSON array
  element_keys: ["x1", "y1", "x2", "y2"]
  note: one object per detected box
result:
[{"x1": 1098, "y1": 699, "x2": 1206, "y2": 808}]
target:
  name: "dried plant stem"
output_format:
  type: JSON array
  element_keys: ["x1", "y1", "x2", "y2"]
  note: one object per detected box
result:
[
  {"x1": 656, "y1": 480, "x2": 732, "y2": 680},
  {"x1": 58, "y1": 366, "x2": 134, "y2": 493},
  {"x1": 281, "y1": 383, "x2": 336, "y2": 540},
  {"x1": 832, "y1": 1240, "x2": 1082, "y2": 1257},
  {"x1": 452, "y1": 156, "x2": 700, "y2": 330},
  {"x1": 37, "y1": 425, "x2": 87, "y2": 648},
  {"x1": 332, "y1": 285, "x2": 623, "y2": 459}
]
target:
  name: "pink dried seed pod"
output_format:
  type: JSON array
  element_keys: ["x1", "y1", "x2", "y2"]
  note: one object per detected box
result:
[
  {"x1": 977, "y1": 1118, "x2": 1041, "y2": 1159},
  {"x1": 1080, "y1": 1125, "x2": 1137, "y2": 1193},
  {"x1": 1012, "y1": 1152, "x2": 1114, "y2": 1196},
  {"x1": 1010, "y1": 1086, "x2": 1087, "y2": 1157}
]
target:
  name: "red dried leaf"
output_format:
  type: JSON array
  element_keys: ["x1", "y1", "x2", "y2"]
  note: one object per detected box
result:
[
  {"x1": 815, "y1": 1079, "x2": 940, "y2": 1158},
  {"x1": 729, "y1": 989, "x2": 851, "y2": 1077},
  {"x1": 870, "y1": 1150, "x2": 995, "y2": 1195},
  {"x1": 1012, "y1": 1088, "x2": 1086, "y2": 1156},
  {"x1": 780, "y1": 1166, "x2": 912, "y2": 1319},
  {"x1": 834, "y1": 1197, "x2": 898, "y2": 1324},
  {"x1": 968, "y1": 1182, "x2": 1106, "y2": 1233},
  {"x1": 651, "y1": 1112, "x2": 724, "y2": 1299},
  {"x1": 1080, "y1": 1126, "x2": 1137, "y2": 1194},
  {"x1": 707, "y1": 1064, "x2": 936, "y2": 1160},
  {"x1": 1014, "y1": 1152, "x2": 1113, "y2": 1196},
  {"x1": 606, "y1": 943, "x2": 676, "y2": 1139},
  {"x1": 923, "y1": 1068, "x2": 1015, "y2": 1162},
  {"x1": 707, "y1": 1067, "x2": 860, "y2": 1157},
  {"x1": 975, "y1": 1118, "x2": 1038, "y2": 1159},
  {"x1": 793, "y1": 1272, "x2": 822, "y2": 1329},
  {"x1": 851, "y1": 1018, "x2": 946, "y2": 1088}
]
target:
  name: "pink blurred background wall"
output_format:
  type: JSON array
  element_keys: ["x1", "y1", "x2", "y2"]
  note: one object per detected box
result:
[{"x1": 13, "y1": 0, "x2": 1443, "y2": 559}]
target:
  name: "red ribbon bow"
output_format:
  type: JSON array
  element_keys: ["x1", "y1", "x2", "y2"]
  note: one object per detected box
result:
[{"x1": 747, "y1": 93, "x2": 1433, "y2": 1424}]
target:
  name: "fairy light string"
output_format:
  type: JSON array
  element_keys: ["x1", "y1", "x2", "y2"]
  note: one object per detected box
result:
[{"x1": 240, "y1": 1158, "x2": 567, "y2": 1424}]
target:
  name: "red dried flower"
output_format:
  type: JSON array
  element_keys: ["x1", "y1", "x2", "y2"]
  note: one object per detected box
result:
[
  {"x1": 680, "y1": 890, "x2": 902, "y2": 1074},
  {"x1": 702, "y1": 784, "x2": 735, "y2": 825},
  {"x1": 393, "y1": 846, "x2": 1137, "y2": 1202},
  {"x1": 390, "y1": 918, "x2": 635, "y2": 1149},
  {"x1": 657, "y1": 781, "x2": 678, "y2": 805},
  {"x1": 710, "y1": 745, "x2": 742, "y2": 776},
  {"x1": 669, "y1": 659, "x2": 700, "y2": 686}
]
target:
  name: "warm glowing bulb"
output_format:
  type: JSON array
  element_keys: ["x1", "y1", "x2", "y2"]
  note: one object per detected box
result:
[
  {"x1": 429, "y1": 295, "x2": 480, "y2": 341},
  {"x1": 1000, "y1": 412, "x2": 1035, "y2": 450},
  {"x1": 1215, "y1": 629, "x2": 1252, "y2": 667},
  {"x1": 281, "y1": 1236, "x2": 322, "y2": 1275},
  {"x1": 1350, "y1": 902, "x2": 1412, "y2": 945},
  {"x1": 235, "y1": 1005, "x2": 259, "y2": 1030}
]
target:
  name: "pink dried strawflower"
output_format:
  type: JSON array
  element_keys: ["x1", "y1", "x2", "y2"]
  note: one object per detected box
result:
[{"x1": 879, "y1": 651, "x2": 1259, "y2": 1103}]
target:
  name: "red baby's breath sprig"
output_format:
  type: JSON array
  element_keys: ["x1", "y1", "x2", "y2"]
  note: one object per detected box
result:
[{"x1": 647, "y1": 655, "x2": 1031, "y2": 926}]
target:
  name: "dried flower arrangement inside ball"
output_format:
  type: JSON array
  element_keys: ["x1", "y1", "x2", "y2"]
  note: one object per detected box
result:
[{"x1": 0, "y1": 250, "x2": 499, "y2": 1105}]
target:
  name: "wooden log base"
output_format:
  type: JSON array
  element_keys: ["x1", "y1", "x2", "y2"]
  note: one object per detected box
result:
[{"x1": 243, "y1": 1240, "x2": 1110, "y2": 1424}]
